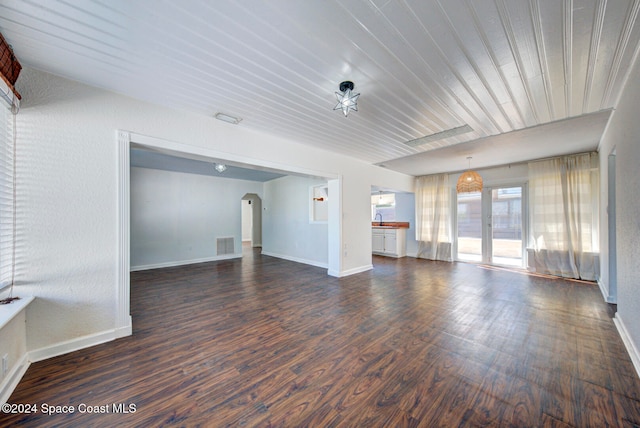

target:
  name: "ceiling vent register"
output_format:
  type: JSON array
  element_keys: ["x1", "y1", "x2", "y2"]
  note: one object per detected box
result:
[{"x1": 404, "y1": 125, "x2": 473, "y2": 147}]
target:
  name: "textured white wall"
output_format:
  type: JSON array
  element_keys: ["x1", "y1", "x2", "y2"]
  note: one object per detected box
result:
[
  {"x1": 14, "y1": 72, "x2": 122, "y2": 351},
  {"x1": 130, "y1": 167, "x2": 262, "y2": 269},
  {"x1": 262, "y1": 176, "x2": 329, "y2": 266},
  {"x1": 598, "y1": 52, "x2": 640, "y2": 358},
  {"x1": 10, "y1": 67, "x2": 413, "y2": 354}
]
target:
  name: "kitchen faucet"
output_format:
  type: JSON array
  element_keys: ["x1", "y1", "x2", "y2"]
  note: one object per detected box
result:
[{"x1": 375, "y1": 212, "x2": 383, "y2": 226}]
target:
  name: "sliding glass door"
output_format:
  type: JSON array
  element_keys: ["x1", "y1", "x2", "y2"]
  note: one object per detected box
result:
[
  {"x1": 490, "y1": 187, "x2": 523, "y2": 267},
  {"x1": 457, "y1": 191, "x2": 482, "y2": 262},
  {"x1": 456, "y1": 185, "x2": 524, "y2": 267}
]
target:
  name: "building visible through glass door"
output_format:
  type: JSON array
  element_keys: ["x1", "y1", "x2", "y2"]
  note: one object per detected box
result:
[
  {"x1": 456, "y1": 186, "x2": 523, "y2": 267},
  {"x1": 457, "y1": 191, "x2": 482, "y2": 262}
]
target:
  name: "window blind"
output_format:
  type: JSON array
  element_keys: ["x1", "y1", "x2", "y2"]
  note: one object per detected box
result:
[{"x1": 0, "y1": 99, "x2": 15, "y2": 292}]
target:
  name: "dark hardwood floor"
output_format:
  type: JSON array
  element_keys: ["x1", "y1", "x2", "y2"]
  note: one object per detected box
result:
[{"x1": 3, "y1": 247, "x2": 640, "y2": 427}]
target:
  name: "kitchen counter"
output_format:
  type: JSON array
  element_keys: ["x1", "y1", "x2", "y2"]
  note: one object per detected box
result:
[{"x1": 371, "y1": 221, "x2": 410, "y2": 229}]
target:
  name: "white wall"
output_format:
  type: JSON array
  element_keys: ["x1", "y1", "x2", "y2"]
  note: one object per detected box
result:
[
  {"x1": 262, "y1": 176, "x2": 328, "y2": 267},
  {"x1": 241, "y1": 200, "x2": 252, "y2": 242},
  {"x1": 598, "y1": 51, "x2": 640, "y2": 372},
  {"x1": 130, "y1": 167, "x2": 262, "y2": 270},
  {"x1": 6, "y1": 67, "x2": 413, "y2": 356},
  {"x1": 393, "y1": 192, "x2": 418, "y2": 257}
]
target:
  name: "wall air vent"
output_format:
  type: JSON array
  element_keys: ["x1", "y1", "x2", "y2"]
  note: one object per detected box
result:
[
  {"x1": 216, "y1": 237, "x2": 235, "y2": 256},
  {"x1": 404, "y1": 125, "x2": 473, "y2": 147}
]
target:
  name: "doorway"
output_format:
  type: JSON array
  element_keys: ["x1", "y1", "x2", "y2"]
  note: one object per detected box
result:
[
  {"x1": 118, "y1": 131, "x2": 344, "y2": 338},
  {"x1": 241, "y1": 199, "x2": 253, "y2": 247},
  {"x1": 456, "y1": 185, "x2": 524, "y2": 267},
  {"x1": 241, "y1": 193, "x2": 262, "y2": 248}
]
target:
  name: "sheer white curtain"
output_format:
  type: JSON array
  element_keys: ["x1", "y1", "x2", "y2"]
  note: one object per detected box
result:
[
  {"x1": 528, "y1": 152, "x2": 599, "y2": 280},
  {"x1": 415, "y1": 174, "x2": 452, "y2": 261}
]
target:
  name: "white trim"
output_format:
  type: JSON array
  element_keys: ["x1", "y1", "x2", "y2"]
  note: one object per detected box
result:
[
  {"x1": 597, "y1": 278, "x2": 616, "y2": 303},
  {"x1": 28, "y1": 328, "x2": 121, "y2": 363},
  {"x1": 114, "y1": 320, "x2": 132, "y2": 339},
  {"x1": 606, "y1": 153, "x2": 617, "y2": 303},
  {"x1": 131, "y1": 254, "x2": 242, "y2": 272},
  {"x1": 116, "y1": 131, "x2": 132, "y2": 337},
  {"x1": 0, "y1": 296, "x2": 34, "y2": 331},
  {"x1": 329, "y1": 264, "x2": 373, "y2": 278},
  {"x1": 0, "y1": 297, "x2": 34, "y2": 404},
  {"x1": 14, "y1": 329, "x2": 129, "y2": 405},
  {"x1": 0, "y1": 352, "x2": 29, "y2": 405},
  {"x1": 613, "y1": 313, "x2": 640, "y2": 379},
  {"x1": 327, "y1": 178, "x2": 342, "y2": 277},
  {"x1": 261, "y1": 251, "x2": 328, "y2": 269}
]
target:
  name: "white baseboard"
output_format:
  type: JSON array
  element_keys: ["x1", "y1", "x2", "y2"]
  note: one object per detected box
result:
[
  {"x1": 328, "y1": 264, "x2": 373, "y2": 277},
  {"x1": 115, "y1": 316, "x2": 133, "y2": 339},
  {"x1": 613, "y1": 313, "x2": 640, "y2": 379},
  {"x1": 2, "y1": 319, "x2": 133, "y2": 404},
  {"x1": 28, "y1": 328, "x2": 123, "y2": 363},
  {"x1": 261, "y1": 251, "x2": 328, "y2": 269},
  {"x1": 597, "y1": 278, "x2": 617, "y2": 303},
  {"x1": 131, "y1": 253, "x2": 241, "y2": 271},
  {"x1": 0, "y1": 353, "x2": 29, "y2": 405}
]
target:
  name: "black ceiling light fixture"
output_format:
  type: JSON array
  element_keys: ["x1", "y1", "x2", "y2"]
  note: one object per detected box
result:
[{"x1": 334, "y1": 81, "x2": 359, "y2": 117}]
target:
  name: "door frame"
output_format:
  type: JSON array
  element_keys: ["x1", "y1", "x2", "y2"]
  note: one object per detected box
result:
[
  {"x1": 455, "y1": 182, "x2": 528, "y2": 267},
  {"x1": 117, "y1": 130, "x2": 344, "y2": 340}
]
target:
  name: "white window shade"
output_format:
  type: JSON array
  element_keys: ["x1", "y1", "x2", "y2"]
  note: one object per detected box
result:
[
  {"x1": 0, "y1": 75, "x2": 19, "y2": 114},
  {"x1": 0, "y1": 93, "x2": 15, "y2": 292}
]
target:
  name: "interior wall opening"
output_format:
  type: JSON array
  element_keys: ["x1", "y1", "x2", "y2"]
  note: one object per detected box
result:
[{"x1": 119, "y1": 131, "x2": 343, "y2": 335}]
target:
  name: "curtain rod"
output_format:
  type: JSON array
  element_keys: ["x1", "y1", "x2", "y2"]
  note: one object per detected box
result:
[{"x1": 424, "y1": 150, "x2": 598, "y2": 178}]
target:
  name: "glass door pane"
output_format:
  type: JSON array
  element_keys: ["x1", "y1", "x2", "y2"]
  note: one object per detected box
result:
[
  {"x1": 491, "y1": 187, "x2": 523, "y2": 267},
  {"x1": 457, "y1": 191, "x2": 482, "y2": 262}
]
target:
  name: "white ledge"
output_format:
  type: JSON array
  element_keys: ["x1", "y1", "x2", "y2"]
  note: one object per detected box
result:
[{"x1": 0, "y1": 296, "x2": 34, "y2": 330}]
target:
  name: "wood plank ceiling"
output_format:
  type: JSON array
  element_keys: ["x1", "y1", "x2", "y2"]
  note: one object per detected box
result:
[{"x1": 1, "y1": 0, "x2": 639, "y2": 175}]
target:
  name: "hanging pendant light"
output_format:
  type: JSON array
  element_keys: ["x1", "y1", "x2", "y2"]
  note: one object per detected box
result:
[
  {"x1": 456, "y1": 156, "x2": 483, "y2": 193},
  {"x1": 333, "y1": 81, "x2": 359, "y2": 116}
]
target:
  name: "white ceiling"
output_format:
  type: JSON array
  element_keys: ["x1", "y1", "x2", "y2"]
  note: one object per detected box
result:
[{"x1": 1, "y1": 0, "x2": 639, "y2": 176}]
